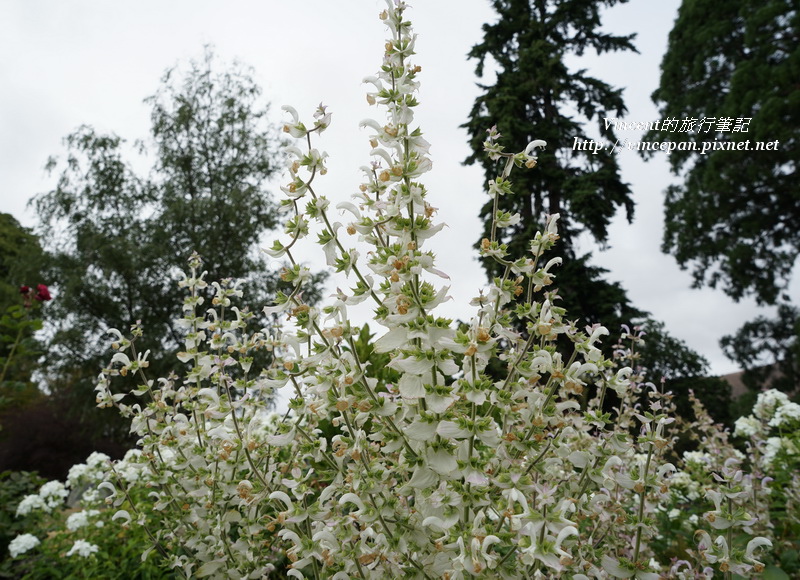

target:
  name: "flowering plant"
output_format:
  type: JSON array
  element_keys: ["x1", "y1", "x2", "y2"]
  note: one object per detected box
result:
[
  {"x1": 5, "y1": 451, "x2": 172, "y2": 579},
  {"x1": 86, "y1": 2, "x2": 776, "y2": 578},
  {"x1": 18, "y1": 284, "x2": 52, "y2": 306},
  {"x1": 732, "y1": 389, "x2": 800, "y2": 573}
]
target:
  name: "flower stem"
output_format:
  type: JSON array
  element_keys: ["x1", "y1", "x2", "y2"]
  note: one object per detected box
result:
[{"x1": 0, "y1": 325, "x2": 24, "y2": 385}]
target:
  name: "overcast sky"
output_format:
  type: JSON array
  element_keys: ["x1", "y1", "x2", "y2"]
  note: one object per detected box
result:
[{"x1": 2, "y1": 1, "x2": 795, "y2": 376}]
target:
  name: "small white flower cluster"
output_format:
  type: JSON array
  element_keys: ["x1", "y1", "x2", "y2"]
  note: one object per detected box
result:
[
  {"x1": 763, "y1": 436, "x2": 784, "y2": 465},
  {"x1": 66, "y1": 463, "x2": 88, "y2": 486},
  {"x1": 682, "y1": 450, "x2": 712, "y2": 466},
  {"x1": 16, "y1": 480, "x2": 68, "y2": 516},
  {"x1": 66, "y1": 509, "x2": 102, "y2": 531},
  {"x1": 753, "y1": 388, "x2": 790, "y2": 421},
  {"x1": 769, "y1": 400, "x2": 800, "y2": 428},
  {"x1": 39, "y1": 480, "x2": 68, "y2": 509},
  {"x1": 65, "y1": 539, "x2": 100, "y2": 558},
  {"x1": 115, "y1": 449, "x2": 146, "y2": 483},
  {"x1": 11, "y1": 451, "x2": 118, "y2": 568},
  {"x1": 8, "y1": 533, "x2": 40, "y2": 558},
  {"x1": 67, "y1": 451, "x2": 110, "y2": 489},
  {"x1": 670, "y1": 470, "x2": 702, "y2": 500},
  {"x1": 734, "y1": 415, "x2": 762, "y2": 437},
  {"x1": 16, "y1": 451, "x2": 113, "y2": 520},
  {"x1": 15, "y1": 493, "x2": 46, "y2": 516},
  {"x1": 733, "y1": 388, "x2": 799, "y2": 468}
]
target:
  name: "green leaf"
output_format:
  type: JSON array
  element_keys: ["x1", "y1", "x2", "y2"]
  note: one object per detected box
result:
[{"x1": 762, "y1": 566, "x2": 790, "y2": 580}]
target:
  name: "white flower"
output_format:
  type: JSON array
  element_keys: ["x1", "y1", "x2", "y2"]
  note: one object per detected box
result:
[
  {"x1": 281, "y1": 105, "x2": 307, "y2": 138},
  {"x1": 525, "y1": 139, "x2": 547, "y2": 155},
  {"x1": 85, "y1": 451, "x2": 111, "y2": 470},
  {"x1": 9, "y1": 534, "x2": 40, "y2": 558},
  {"x1": 66, "y1": 509, "x2": 100, "y2": 531},
  {"x1": 66, "y1": 463, "x2": 89, "y2": 488},
  {"x1": 66, "y1": 539, "x2": 100, "y2": 558},
  {"x1": 753, "y1": 389, "x2": 789, "y2": 421},
  {"x1": 769, "y1": 401, "x2": 800, "y2": 427},
  {"x1": 762, "y1": 437, "x2": 783, "y2": 466},
  {"x1": 745, "y1": 537, "x2": 772, "y2": 569},
  {"x1": 670, "y1": 470, "x2": 691, "y2": 487},
  {"x1": 38, "y1": 480, "x2": 68, "y2": 510},
  {"x1": 66, "y1": 511, "x2": 89, "y2": 531},
  {"x1": 683, "y1": 451, "x2": 711, "y2": 466},
  {"x1": 15, "y1": 494, "x2": 46, "y2": 516},
  {"x1": 116, "y1": 449, "x2": 145, "y2": 483},
  {"x1": 522, "y1": 140, "x2": 547, "y2": 167},
  {"x1": 733, "y1": 415, "x2": 761, "y2": 438}
]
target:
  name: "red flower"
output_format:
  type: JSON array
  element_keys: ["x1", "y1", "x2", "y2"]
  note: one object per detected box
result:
[
  {"x1": 35, "y1": 284, "x2": 52, "y2": 302},
  {"x1": 19, "y1": 285, "x2": 30, "y2": 295}
]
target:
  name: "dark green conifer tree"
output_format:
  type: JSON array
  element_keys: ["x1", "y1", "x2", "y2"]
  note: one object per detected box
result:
[
  {"x1": 463, "y1": 0, "x2": 639, "y2": 329},
  {"x1": 463, "y1": 0, "x2": 731, "y2": 415}
]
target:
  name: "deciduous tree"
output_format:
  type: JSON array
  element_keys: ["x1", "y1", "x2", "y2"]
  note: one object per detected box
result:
[
  {"x1": 0, "y1": 214, "x2": 46, "y2": 409},
  {"x1": 648, "y1": 0, "x2": 799, "y2": 392},
  {"x1": 33, "y1": 49, "x2": 322, "y2": 443},
  {"x1": 721, "y1": 303, "x2": 798, "y2": 395},
  {"x1": 646, "y1": 0, "x2": 799, "y2": 306}
]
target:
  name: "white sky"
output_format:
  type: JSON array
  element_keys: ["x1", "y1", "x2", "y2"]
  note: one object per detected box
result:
[{"x1": 1, "y1": 1, "x2": 795, "y2": 376}]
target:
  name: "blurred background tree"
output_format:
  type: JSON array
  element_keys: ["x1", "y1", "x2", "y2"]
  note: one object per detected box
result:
[
  {"x1": 0, "y1": 214, "x2": 44, "y2": 315},
  {"x1": 0, "y1": 214, "x2": 45, "y2": 408},
  {"x1": 1, "y1": 49, "x2": 324, "y2": 477},
  {"x1": 647, "y1": 0, "x2": 799, "y2": 396},
  {"x1": 722, "y1": 304, "x2": 799, "y2": 419},
  {"x1": 0, "y1": 215, "x2": 89, "y2": 480},
  {"x1": 463, "y1": 0, "x2": 731, "y2": 421},
  {"x1": 721, "y1": 304, "x2": 798, "y2": 393}
]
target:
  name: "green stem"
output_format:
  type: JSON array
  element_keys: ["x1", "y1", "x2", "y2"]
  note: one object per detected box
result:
[
  {"x1": 221, "y1": 378, "x2": 272, "y2": 492},
  {"x1": 632, "y1": 443, "x2": 653, "y2": 563},
  {"x1": 108, "y1": 465, "x2": 190, "y2": 579},
  {"x1": 0, "y1": 325, "x2": 24, "y2": 385},
  {"x1": 485, "y1": 328, "x2": 540, "y2": 418},
  {"x1": 726, "y1": 494, "x2": 733, "y2": 580}
]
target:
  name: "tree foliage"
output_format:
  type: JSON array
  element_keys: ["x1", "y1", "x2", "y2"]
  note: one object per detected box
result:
[
  {"x1": 464, "y1": 0, "x2": 636, "y2": 256},
  {"x1": 647, "y1": 0, "x2": 800, "y2": 306},
  {"x1": 721, "y1": 303, "x2": 799, "y2": 394},
  {"x1": 145, "y1": 49, "x2": 284, "y2": 286},
  {"x1": 0, "y1": 214, "x2": 43, "y2": 315},
  {"x1": 649, "y1": 0, "x2": 799, "y2": 394},
  {"x1": 638, "y1": 320, "x2": 733, "y2": 427},
  {"x1": 0, "y1": 215, "x2": 46, "y2": 410},
  {"x1": 463, "y1": 0, "x2": 639, "y2": 329},
  {"x1": 462, "y1": 0, "x2": 724, "y2": 408},
  {"x1": 32, "y1": 49, "x2": 315, "y2": 442}
]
